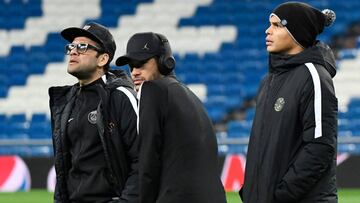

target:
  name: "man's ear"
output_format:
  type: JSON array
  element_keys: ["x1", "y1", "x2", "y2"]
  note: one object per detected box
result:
[{"x1": 97, "y1": 53, "x2": 110, "y2": 67}]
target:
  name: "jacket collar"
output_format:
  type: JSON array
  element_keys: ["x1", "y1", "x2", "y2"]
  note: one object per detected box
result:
[{"x1": 268, "y1": 41, "x2": 336, "y2": 78}]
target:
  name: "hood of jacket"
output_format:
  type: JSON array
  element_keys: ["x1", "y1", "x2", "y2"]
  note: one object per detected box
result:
[
  {"x1": 106, "y1": 69, "x2": 135, "y2": 90},
  {"x1": 269, "y1": 41, "x2": 337, "y2": 78}
]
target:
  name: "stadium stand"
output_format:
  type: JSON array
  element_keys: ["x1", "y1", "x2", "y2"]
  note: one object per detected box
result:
[{"x1": 0, "y1": 0, "x2": 359, "y2": 156}]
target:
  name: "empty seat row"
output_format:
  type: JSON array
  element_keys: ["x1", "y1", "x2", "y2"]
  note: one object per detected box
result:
[{"x1": 0, "y1": 145, "x2": 52, "y2": 157}]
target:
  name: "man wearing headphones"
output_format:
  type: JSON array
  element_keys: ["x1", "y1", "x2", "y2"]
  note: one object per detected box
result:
[{"x1": 116, "y1": 32, "x2": 226, "y2": 203}]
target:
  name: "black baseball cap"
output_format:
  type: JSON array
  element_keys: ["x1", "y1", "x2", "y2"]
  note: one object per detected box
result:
[
  {"x1": 61, "y1": 22, "x2": 116, "y2": 62},
  {"x1": 116, "y1": 32, "x2": 163, "y2": 66}
]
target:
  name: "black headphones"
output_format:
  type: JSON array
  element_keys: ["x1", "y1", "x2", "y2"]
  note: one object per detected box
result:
[{"x1": 155, "y1": 33, "x2": 176, "y2": 75}]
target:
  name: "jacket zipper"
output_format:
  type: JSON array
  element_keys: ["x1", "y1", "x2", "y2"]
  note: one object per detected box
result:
[{"x1": 256, "y1": 73, "x2": 275, "y2": 201}]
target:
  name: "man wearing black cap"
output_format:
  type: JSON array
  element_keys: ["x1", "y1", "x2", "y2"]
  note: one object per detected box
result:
[
  {"x1": 241, "y1": 2, "x2": 338, "y2": 203},
  {"x1": 49, "y1": 22, "x2": 139, "y2": 203},
  {"x1": 116, "y1": 32, "x2": 226, "y2": 203}
]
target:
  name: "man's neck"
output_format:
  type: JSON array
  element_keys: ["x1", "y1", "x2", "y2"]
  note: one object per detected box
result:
[{"x1": 79, "y1": 72, "x2": 105, "y2": 86}]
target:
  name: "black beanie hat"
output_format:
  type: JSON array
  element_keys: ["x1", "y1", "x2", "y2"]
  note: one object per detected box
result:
[{"x1": 271, "y1": 1, "x2": 336, "y2": 48}]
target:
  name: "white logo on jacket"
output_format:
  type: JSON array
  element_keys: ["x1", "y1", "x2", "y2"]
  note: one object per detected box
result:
[
  {"x1": 88, "y1": 110, "x2": 97, "y2": 124},
  {"x1": 274, "y1": 97, "x2": 285, "y2": 112},
  {"x1": 142, "y1": 43, "x2": 149, "y2": 51}
]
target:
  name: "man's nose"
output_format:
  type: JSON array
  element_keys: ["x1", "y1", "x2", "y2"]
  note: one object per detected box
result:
[
  {"x1": 69, "y1": 48, "x2": 79, "y2": 55},
  {"x1": 131, "y1": 68, "x2": 140, "y2": 75}
]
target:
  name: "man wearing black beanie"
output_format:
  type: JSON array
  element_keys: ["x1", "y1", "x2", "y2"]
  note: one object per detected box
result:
[{"x1": 241, "y1": 2, "x2": 338, "y2": 203}]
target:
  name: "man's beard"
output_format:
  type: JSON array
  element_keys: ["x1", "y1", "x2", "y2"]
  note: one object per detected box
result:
[{"x1": 68, "y1": 67, "x2": 96, "y2": 80}]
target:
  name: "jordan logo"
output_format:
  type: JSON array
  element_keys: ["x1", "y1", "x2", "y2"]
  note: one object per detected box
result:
[{"x1": 142, "y1": 43, "x2": 149, "y2": 51}]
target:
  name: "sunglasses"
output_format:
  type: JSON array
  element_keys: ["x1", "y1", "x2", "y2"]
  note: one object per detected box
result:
[
  {"x1": 65, "y1": 43, "x2": 103, "y2": 55},
  {"x1": 128, "y1": 58, "x2": 150, "y2": 69}
]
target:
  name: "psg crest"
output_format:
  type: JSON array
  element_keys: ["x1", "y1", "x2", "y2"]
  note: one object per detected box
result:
[
  {"x1": 88, "y1": 110, "x2": 98, "y2": 124},
  {"x1": 274, "y1": 97, "x2": 285, "y2": 112}
]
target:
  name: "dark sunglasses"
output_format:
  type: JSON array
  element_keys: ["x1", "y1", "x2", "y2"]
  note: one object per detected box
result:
[
  {"x1": 128, "y1": 58, "x2": 150, "y2": 69},
  {"x1": 65, "y1": 43, "x2": 103, "y2": 55}
]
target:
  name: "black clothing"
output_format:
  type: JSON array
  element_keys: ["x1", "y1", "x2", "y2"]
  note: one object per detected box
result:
[
  {"x1": 66, "y1": 79, "x2": 117, "y2": 202},
  {"x1": 49, "y1": 70, "x2": 139, "y2": 203},
  {"x1": 241, "y1": 42, "x2": 338, "y2": 203},
  {"x1": 138, "y1": 76, "x2": 226, "y2": 203}
]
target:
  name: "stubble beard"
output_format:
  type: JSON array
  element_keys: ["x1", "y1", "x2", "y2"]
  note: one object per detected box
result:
[{"x1": 68, "y1": 65, "x2": 97, "y2": 81}]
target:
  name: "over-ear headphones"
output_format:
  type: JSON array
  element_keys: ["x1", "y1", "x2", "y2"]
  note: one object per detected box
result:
[{"x1": 155, "y1": 33, "x2": 176, "y2": 75}]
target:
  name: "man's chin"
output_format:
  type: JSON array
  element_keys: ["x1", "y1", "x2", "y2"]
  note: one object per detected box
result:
[
  {"x1": 68, "y1": 70, "x2": 88, "y2": 80},
  {"x1": 266, "y1": 47, "x2": 274, "y2": 53}
]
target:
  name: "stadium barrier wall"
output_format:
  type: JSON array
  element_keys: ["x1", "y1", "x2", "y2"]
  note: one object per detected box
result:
[{"x1": 0, "y1": 155, "x2": 359, "y2": 192}]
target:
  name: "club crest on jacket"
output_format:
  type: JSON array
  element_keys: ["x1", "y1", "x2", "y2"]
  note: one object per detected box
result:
[
  {"x1": 274, "y1": 97, "x2": 285, "y2": 112},
  {"x1": 88, "y1": 110, "x2": 98, "y2": 124}
]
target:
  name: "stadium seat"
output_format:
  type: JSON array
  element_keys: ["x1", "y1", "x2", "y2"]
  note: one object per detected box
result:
[
  {"x1": 338, "y1": 49, "x2": 358, "y2": 60},
  {"x1": 31, "y1": 113, "x2": 48, "y2": 123},
  {"x1": 245, "y1": 108, "x2": 255, "y2": 121},
  {"x1": 227, "y1": 120, "x2": 251, "y2": 138},
  {"x1": 28, "y1": 122, "x2": 51, "y2": 139},
  {"x1": 0, "y1": 146, "x2": 30, "y2": 156},
  {"x1": 28, "y1": 146, "x2": 53, "y2": 157}
]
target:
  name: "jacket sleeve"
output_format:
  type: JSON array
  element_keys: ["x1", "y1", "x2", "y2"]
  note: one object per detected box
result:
[
  {"x1": 138, "y1": 82, "x2": 165, "y2": 203},
  {"x1": 275, "y1": 68, "x2": 337, "y2": 202},
  {"x1": 115, "y1": 89, "x2": 140, "y2": 203}
]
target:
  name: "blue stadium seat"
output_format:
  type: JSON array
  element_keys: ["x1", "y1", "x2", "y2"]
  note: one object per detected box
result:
[
  {"x1": 338, "y1": 144, "x2": 360, "y2": 154},
  {"x1": 217, "y1": 144, "x2": 230, "y2": 155},
  {"x1": 207, "y1": 84, "x2": 227, "y2": 96},
  {"x1": 28, "y1": 146, "x2": 53, "y2": 157},
  {"x1": 0, "y1": 122, "x2": 8, "y2": 139},
  {"x1": 28, "y1": 122, "x2": 51, "y2": 139},
  {"x1": 0, "y1": 114, "x2": 6, "y2": 122},
  {"x1": 245, "y1": 108, "x2": 255, "y2": 121},
  {"x1": 7, "y1": 123, "x2": 29, "y2": 138},
  {"x1": 0, "y1": 146, "x2": 29, "y2": 156},
  {"x1": 0, "y1": 75, "x2": 9, "y2": 87},
  {"x1": 347, "y1": 109, "x2": 360, "y2": 119},
  {"x1": 227, "y1": 120, "x2": 251, "y2": 138},
  {"x1": 338, "y1": 130, "x2": 353, "y2": 137},
  {"x1": 349, "y1": 98, "x2": 360, "y2": 108},
  {"x1": 226, "y1": 145, "x2": 248, "y2": 154},
  {"x1": 225, "y1": 96, "x2": 244, "y2": 110},
  {"x1": 7, "y1": 113, "x2": 27, "y2": 123},
  {"x1": 31, "y1": 113, "x2": 48, "y2": 123},
  {"x1": 204, "y1": 73, "x2": 227, "y2": 84},
  {"x1": 25, "y1": 0, "x2": 42, "y2": 16},
  {"x1": 352, "y1": 130, "x2": 360, "y2": 137},
  {"x1": 9, "y1": 72, "x2": 27, "y2": 86},
  {"x1": 0, "y1": 86, "x2": 7, "y2": 97},
  {"x1": 207, "y1": 107, "x2": 226, "y2": 123},
  {"x1": 338, "y1": 49, "x2": 357, "y2": 60},
  {"x1": 9, "y1": 63, "x2": 29, "y2": 75},
  {"x1": 86, "y1": 0, "x2": 152, "y2": 27},
  {"x1": 338, "y1": 118, "x2": 350, "y2": 132},
  {"x1": 0, "y1": 0, "x2": 42, "y2": 30}
]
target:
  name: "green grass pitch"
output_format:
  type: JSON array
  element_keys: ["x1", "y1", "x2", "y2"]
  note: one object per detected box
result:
[
  {"x1": 226, "y1": 189, "x2": 360, "y2": 203},
  {"x1": 0, "y1": 189, "x2": 359, "y2": 202}
]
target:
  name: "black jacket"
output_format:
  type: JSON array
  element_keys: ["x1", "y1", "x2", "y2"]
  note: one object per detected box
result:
[
  {"x1": 241, "y1": 42, "x2": 338, "y2": 203},
  {"x1": 49, "y1": 70, "x2": 139, "y2": 203},
  {"x1": 138, "y1": 76, "x2": 226, "y2": 203}
]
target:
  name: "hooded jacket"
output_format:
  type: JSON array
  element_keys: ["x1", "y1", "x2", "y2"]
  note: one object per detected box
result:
[
  {"x1": 49, "y1": 70, "x2": 139, "y2": 203},
  {"x1": 138, "y1": 75, "x2": 227, "y2": 203},
  {"x1": 241, "y1": 42, "x2": 338, "y2": 203}
]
